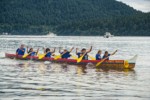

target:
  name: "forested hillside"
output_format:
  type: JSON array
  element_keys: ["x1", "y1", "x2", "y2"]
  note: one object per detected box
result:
[{"x1": 0, "y1": 0, "x2": 149, "y2": 35}]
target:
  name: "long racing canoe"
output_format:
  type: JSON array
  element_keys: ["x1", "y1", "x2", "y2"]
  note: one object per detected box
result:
[{"x1": 5, "y1": 53, "x2": 138, "y2": 69}]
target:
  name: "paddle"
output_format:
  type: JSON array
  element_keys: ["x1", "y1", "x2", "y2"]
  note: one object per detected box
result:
[
  {"x1": 22, "y1": 54, "x2": 30, "y2": 58},
  {"x1": 71, "y1": 55, "x2": 78, "y2": 60},
  {"x1": 96, "y1": 49, "x2": 117, "y2": 67},
  {"x1": 22, "y1": 46, "x2": 31, "y2": 58},
  {"x1": 39, "y1": 47, "x2": 56, "y2": 59},
  {"x1": 38, "y1": 54, "x2": 46, "y2": 59},
  {"x1": 22, "y1": 52, "x2": 33, "y2": 58},
  {"x1": 96, "y1": 56, "x2": 110, "y2": 67},
  {"x1": 23, "y1": 48, "x2": 39, "y2": 58},
  {"x1": 54, "y1": 55, "x2": 62, "y2": 60},
  {"x1": 77, "y1": 53, "x2": 86, "y2": 63},
  {"x1": 38, "y1": 52, "x2": 50, "y2": 59},
  {"x1": 88, "y1": 55, "x2": 96, "y2": 60},
  {"x1": 54, "y1": 47, "x2": 74, "y2": 60}
]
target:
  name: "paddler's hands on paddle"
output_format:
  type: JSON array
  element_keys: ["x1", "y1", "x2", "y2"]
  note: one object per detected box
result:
[
  {"x1": 77, "y1": 52, "x2": 87, "y2": 63},
  {"x1": 77, "y1": 46, "x2": 93, "y2": 63},
  {"x1": 96, "y1": 50, "x2": 118, "y2": 67},
  {"x1": 96, "y1": 56, "x2": 109, "y2": 67}
]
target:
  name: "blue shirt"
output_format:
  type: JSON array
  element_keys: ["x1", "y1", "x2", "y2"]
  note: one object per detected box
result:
[
  {"x1": 16, "y1": 48, "x2": 25, "y2": 55},
  {"x1": 45, "y1": 52, "x2": 52, "y2": 58},
  {"x1": 96, "y1": 54, "x2": 101, "y2": 60},
  {"x1": 61, "y1": 52, "x2": 71, "y2": 59},
  {"x1": 103, "y1": 54, "x2": 110, "y2": 60},
  {"x1": 77, "y1": 53, "x2": 88, "y2": 60},
  {"x1": 77, "y1": 53, "x2": 81, "y2": 58},
  {"x1": 29, "y1": 52, "x2": 36, "y2": 56}
]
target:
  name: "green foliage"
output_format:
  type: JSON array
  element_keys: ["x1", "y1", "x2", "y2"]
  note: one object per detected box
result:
[
  {"x1": 56, "y1": 13, "x2": 150, "y2": 36},
  {"x1": 0, "y1": 0, "x2": 149, "y2": 35}
]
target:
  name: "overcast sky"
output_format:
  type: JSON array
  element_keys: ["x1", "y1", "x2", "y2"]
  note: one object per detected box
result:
[{"x1": 116, "y1": 0, "x2": 150, "y2": 12}]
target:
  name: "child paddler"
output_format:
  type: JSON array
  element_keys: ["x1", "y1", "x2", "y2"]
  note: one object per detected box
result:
[
  {"x1": 103, "y1": 50, "x2": 117, "y2": 60},
  {"x1": 59, "y1": 47, "x2": 74, "y2": 59},
  {"x1": 43, "y1": 47, "x2": 56, "y2": 58},
  {"x1": 76, "y1": 46, "x2": 92, "y2": 60},
  {"x1": 27, "y1": 47, "x2": 39, "y2": 56},
  {"x1": 16, "y1": 44, "x2": 26, "y2": 55},
  {"x1": 96, "y1": 50, "x2": 102, "y2": 60}
]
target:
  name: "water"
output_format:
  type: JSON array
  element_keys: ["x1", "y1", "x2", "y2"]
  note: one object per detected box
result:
[{"x1": 0, "y1": 36, "x2": 150, "y2": 100}]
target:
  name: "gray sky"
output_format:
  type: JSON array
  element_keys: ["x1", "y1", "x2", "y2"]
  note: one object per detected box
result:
[{"x1": 117, "y1": 0, "x2": 150, "y2": 12}]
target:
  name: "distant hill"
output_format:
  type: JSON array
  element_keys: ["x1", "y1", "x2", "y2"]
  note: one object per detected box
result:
[{"x1": 0, "y1": 0, "x2": 149, "y2": 36}]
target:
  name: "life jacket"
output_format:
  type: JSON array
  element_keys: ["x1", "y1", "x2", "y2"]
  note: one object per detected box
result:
[
  {"x1": 61, "y1": 52, "x2": 71, "y2": 59},
  {"x1": 29, "y1": 52, "x2": 36, "y2": 56},
  {"x1": 45, "y1": 52, "x2": 52, "y2": 57},
  {"x1": 16, "y1": 48, "x2": 25, "y2": 55},
  {"x1": 102, "y1": 54, "x2": 110, "y2": 60},
  {"x1": 96, "y1": 54, "x2": 101, "y2": 60},
  {"x1": 82, "y1": 53, "x2": 88, "y2": 60},
  {"x1": 77, "y1": 53, "x2": 88, "y2": 60}
]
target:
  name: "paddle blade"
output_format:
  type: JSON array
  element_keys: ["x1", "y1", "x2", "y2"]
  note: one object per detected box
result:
[
  {"x1": 71, "y1": 55, "x2": 78, "y2": 60},
  {"x1": 54, "y1": 55, "x2": 61, "y2": 60},
  {"x1": 89, "y1": 55, "x2": 96, "y2": 60},
  {"x1": 38, "y1": 54, "x2": 46, "y2": 59},
  {"x1": 38, "y1": 54, "x2": 43, "y2": 57},
  {"x1": 77, "y1": 55, "x2": 84, "y2": 63},
  {"x1": 96, "y1": 59, "x2": 105, "y2": 67},
  {"x1": 96, "y1": 61, "x2": 102, "y2": 67},
  {"x1": 22, "y1": 54, "x2": 29, "y2": 58}
]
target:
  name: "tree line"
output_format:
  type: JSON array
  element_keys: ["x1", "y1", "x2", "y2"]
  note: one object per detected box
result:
[{"x1": 0, "y1": 0, "x2": 149, "y2": 35}]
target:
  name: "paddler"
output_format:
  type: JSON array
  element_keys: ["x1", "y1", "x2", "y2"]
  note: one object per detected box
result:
[
  {"x1": 43, "y1": 47, "x2": 56, "y2": 58},
  {"x1": 16, "y1": 44, "x2": 25, "y2": 55},
  {"x1": 59, "y1": 47, "x2": 74, "y2": 59},
  {"x1": 76, "y1": 46, "x2": 92, "y2": 60},
  {"x1": 103, "y1": 50, "x2": 117, "y2": 60},
  {"x1": 96, "y1": 50, "x2": 102, "y2": 60},
  {"x1": 27, "y1": 47, "x2": 39, "y2": 56}
]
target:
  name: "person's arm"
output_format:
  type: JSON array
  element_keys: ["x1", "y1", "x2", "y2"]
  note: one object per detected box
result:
[
  {"x1": 36, "y1": 48, "x2": 39, "y2": 55},
  {"x1": 76, "y1": 48, "x2": 78, "y2": 55},
  {"x1": 111, "y1": 50, "x2": 117, "y2": 55},
  {"x1": 43, "y1": 47, "x2": 46, "y2": 53},
  {"x1": 69, "y1": 47, "x2": 74, "y2": 53},
  {"x1": 59, "y1": 47, "x2": 61, "y2": 54},
  {"x1": 16, "y1": 49, "x2": 19, "y2": 55},
  {"x1": 86, "y1": 46, "x2": 92, "y2": 53},
  {"x1": 27, "y1": 46, "x2": 29, "y2": 53},
  {"x1": 52, "y1": 47, "x2": 56, "y2": 53}
]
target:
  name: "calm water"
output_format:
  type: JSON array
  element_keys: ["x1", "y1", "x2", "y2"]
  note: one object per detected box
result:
[{"x1": 0, "y1": 36, "x2": 150, "y2": 100}]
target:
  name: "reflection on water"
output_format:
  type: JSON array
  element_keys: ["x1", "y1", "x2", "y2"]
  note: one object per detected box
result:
[
  {"x1": 0, "y1": 36, "x2": 150, "y2": 99},
  {"x1": 0, "y1": 59, "x2": 149, "y2": 99},
  {"x1": 13, "y1": 61, "x2": 136, "y2": 75}
]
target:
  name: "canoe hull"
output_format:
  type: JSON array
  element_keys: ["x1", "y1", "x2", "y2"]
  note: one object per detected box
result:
[{"x1": 5, "y1": 53, "x2": 137, "y2": 69}]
